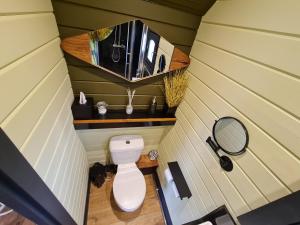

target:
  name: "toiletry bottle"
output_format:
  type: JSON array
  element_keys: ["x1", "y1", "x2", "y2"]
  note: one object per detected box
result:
[{"x1": 149, "y1": 96, "x2": 157, "y2": 114}]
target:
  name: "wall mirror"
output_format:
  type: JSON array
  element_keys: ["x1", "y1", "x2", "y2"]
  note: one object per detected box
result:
[
  {"x1": 61, "y1": 19, "x2": 190, "y2": 82},
  {"x1": 206, "y1": 117, "x2": 249, "y2": 172}
]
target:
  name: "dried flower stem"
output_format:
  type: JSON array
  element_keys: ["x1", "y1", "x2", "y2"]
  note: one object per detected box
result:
[{"x1": 163, "y1": 70, "x2": 188, "y2": 108}]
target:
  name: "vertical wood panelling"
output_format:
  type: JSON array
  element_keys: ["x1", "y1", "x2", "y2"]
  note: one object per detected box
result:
[
  {"x1": 0, "y1": 1, "x2": 88, "y2": 224},
  {"x1": 157, "y1": 1, "x2": 300, "y2": 224}
]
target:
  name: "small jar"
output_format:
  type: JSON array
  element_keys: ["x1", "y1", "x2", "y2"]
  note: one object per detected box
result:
[
  {"x1": 96, "y1": 101, "x2": 108, "y2": 115},
  {"x1": 148, "y1": 150, "x2": 159, "y2": 160}
]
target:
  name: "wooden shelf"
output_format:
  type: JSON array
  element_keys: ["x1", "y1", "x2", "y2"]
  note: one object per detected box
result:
[
  {"x1": 74, "y1": 117, "x2": 176, "y2": 124},
  {"x1": 137, "y1": 155, "x2": 158, "y2": 169},
  {"x1": 137, "y1": 154, "x2": 158, "y2": 175},
  {"x1": 73, "y1": 109, "x2": 176, "y2": 129}
]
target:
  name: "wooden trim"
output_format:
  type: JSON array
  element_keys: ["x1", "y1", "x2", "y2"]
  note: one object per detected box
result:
[
  {"x1": 169, "y1": 47, "x2": 191, "y2": 71},
  {"x1": 74, "y1": 117, "x2": 176, "y2": 124},
  {"x1": 83, "y1": 172, "x2": 91, "y2": 225},
  {"x1": 0, "y1": 128, "x2": 76, "y2": 225},
  {"x1": 61, "y1": 33, "x2": 91, "y2": 64}
]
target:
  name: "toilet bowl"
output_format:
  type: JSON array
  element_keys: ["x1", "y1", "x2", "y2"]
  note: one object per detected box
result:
[
  {"x1": 109, "y1": 135, "x2": 146, "y2": 212},
  {"x1": 113, "y1": 163, "x2": 146, "y2": 212}
]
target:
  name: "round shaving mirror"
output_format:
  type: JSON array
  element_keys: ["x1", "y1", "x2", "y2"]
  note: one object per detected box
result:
[
  {"x1": 213, "y1": 117, "x2": 248, "y2": 155},
  {"x1": 206, "y1": 117, "x2": 249, "y2": 172}
]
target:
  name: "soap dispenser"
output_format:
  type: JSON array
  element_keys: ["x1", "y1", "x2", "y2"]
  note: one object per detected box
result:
[{"x1": 149, "y1": 96, "x2": 157, "y2": 114}]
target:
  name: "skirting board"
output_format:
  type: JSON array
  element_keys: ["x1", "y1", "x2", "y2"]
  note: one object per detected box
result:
[{"x1": 153, "y1": 171, "x2": 173, "y2": 225}]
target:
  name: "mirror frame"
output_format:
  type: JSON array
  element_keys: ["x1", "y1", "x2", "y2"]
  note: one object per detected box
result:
[
  {"x1": 60, "y1": 19, "x2": 190, "y2": 82},
  {"x1": 212, "y1": 116, "x2": 249, "y2": 156}
]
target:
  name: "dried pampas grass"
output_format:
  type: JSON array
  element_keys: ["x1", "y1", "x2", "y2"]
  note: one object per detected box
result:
[{"x1": 163, "y1": 70, "x2": 188, "y2": 108}]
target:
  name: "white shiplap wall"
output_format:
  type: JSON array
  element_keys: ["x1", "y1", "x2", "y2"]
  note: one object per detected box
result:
[
  {"x1": 157, "y1": 1, "x2": 300, "y2": 224},
  {"x1": 0, "y1": 1, "x2": 89, "y2": 224},
  {"x1": 77, "y1": 126, "x2": 170, "y2": 165}
]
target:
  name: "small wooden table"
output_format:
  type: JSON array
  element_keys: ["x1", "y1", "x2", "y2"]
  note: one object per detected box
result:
[{"x1": 137, "y1": 154, "x2": 158, "y2": 175}]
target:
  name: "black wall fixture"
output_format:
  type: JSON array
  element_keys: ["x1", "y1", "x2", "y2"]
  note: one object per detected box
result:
[
  {"x1": 0, "y1": 128, "x2": 76, "y2": 225},
  {"x1": 238, "y1": 190, "x2": 300, "y2": 225},
  {"x1": 183, "y1": 205, "x2": 236, "y2": 225},
  {"x1": 168, "y1": 161, "x2": 192, "y2": 199},
  {"x1": 206, "y1": 117, "x2": 249, "y2": 172}
]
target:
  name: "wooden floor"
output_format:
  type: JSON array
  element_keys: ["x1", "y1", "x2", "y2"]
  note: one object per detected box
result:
[
  {"x1": 0, "y1": 208, "x2": 34, "y2": 225},
  {"x1": 87, "y1": 174, "x2": 165, "y2": 225}
]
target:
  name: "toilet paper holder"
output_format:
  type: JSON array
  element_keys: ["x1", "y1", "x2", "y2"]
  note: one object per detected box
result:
[{"x1": 166, "y1": 161, "x2": 192, "y2": 199}]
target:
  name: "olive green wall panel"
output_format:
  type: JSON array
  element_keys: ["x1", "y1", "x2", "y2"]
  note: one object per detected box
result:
[
  {"x1": 58, "y1": 25, "x2": 192, "y2": 54},
  {"x1": 150, "y1": 0, "x2": 216, "y2": 16},
  {"x1": 52, "y1": 0, "x2": 204, "y2": 109}
]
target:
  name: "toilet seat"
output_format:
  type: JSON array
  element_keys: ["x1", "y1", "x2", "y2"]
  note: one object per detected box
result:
[{"x1": 113, "y1": 163, "x2": 146, "y2": 212}]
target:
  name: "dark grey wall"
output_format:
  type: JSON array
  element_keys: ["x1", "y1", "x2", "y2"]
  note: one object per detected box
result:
[{"x1": 52, "y1": 0, "x2": 210, "y2": 109}]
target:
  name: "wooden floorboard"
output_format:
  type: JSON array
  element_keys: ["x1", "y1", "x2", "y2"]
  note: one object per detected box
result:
[
  {"x1": 87, "y1": 174, "x2": 165, "y2": 225},
  {"x1": 0, "y1": 207, "x2": 34, "y2": 225}
]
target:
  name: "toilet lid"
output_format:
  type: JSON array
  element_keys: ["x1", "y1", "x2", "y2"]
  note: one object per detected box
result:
[{"x1": 113, "y1": 164, "x2": 146, "y2": 212}]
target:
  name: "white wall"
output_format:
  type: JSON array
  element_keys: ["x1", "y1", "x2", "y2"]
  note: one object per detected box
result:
[
  {"x1": 77, "y1": 126, "x2": 170, "y2": 165},
  {"x1": 0, "y1": 1, "x2": 89, "y2": 224},
  {"x1": 157, "y1": 1, "x2": 300, "y2": 224}
]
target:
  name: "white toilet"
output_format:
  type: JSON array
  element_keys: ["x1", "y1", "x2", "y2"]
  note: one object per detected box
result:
[{"x1": 109, "y1": 135, "x2": 146, "y2": 212}]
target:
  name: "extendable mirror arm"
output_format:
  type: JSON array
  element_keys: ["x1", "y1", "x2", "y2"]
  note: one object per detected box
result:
[
  {"x1": 206, "y1": 137, "x2": 220, "y2": 154},
  {"x1": 206, "y1": 136, "x2": 233, "y2": 172}
]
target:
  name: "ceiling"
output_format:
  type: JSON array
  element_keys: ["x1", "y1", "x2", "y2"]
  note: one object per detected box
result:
[{"x1": 147, "y1": 0, "x2": 216, "y2": 16}]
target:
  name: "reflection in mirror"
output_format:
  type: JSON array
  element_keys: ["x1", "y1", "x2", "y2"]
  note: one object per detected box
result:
[
  {"x1": 61, "y1": 20, "x2": 190, "y2": 82},
  {"x1": 157, "y1": 55, "x2": 166, "y2": 73},
  {"x1": 213, "y1": 117, "x2": 248, "y2": 155}
]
